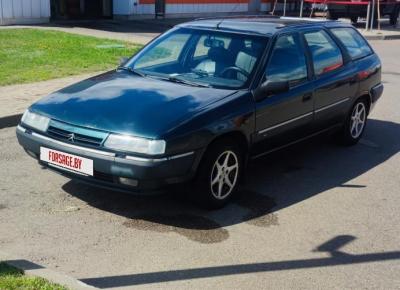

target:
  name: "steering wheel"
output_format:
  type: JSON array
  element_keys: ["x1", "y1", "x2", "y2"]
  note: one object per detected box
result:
[{"x1": 219, "y1": 66, "x2": 250, "y2": 78}]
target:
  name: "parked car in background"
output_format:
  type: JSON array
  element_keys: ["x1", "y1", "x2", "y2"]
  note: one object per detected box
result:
[
  {"x1": 17, "y1": 17, "x2": 383, "y2": 208},
  {"x1": 326, "y1": 0, "x2": 400, "y2": 25}
]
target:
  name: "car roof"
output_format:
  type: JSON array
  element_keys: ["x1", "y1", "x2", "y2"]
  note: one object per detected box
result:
[{"x1": 177, "y1": 16, "x2": 350, "y2": 36}]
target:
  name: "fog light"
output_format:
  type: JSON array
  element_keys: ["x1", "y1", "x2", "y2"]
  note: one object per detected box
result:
[{"x1": 119, "y1": 177, "x2": 138, "y2": 187}]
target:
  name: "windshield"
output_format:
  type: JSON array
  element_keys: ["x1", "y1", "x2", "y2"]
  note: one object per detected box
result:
[{"x1": 126, "y1": 28, "x2": 268, "y2": 89}]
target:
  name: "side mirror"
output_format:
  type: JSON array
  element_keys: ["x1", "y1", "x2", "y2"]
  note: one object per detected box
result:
[
  {"x1": 254, "y1": 80, "x2": 290, "y2": 102},
  {"x1": 119, "y1": 57, "x2": 129, "y2": 66}
]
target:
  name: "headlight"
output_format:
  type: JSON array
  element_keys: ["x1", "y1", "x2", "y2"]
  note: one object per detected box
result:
[
  {"x1": 21, "y1": 110, "x2": 50, "y2": 132},
  {"x1": 104, "y1": 134, "x2": 166, "y2": 155}
]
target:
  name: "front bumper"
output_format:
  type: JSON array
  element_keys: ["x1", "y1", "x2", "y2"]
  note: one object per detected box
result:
[{"x1": 16, "y1": 125, "x2": 200, "y2": 191}]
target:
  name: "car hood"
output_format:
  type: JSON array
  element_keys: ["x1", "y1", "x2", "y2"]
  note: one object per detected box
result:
[{"x1": 30, "y1": 70, "x2": 235, "y2": 138}]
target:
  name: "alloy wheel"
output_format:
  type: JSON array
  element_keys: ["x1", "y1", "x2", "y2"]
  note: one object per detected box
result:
[
  {"x1": 350, "y1": 102, "x2": 366, "y2": 139},
  {"x1": 210, "y1": 150, "x2": 239, "y2": 200}
]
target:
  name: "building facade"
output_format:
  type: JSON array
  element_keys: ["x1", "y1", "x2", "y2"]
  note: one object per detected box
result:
[
  {"x1": 0, "y1": 0, "x2": 274, "y2": 25},
  {"x1": 0, "y1": 0, "x2": 50, "y2": 25},
  {"x1": 114, "y1": 0, "x2": 273, "y2": 18}
]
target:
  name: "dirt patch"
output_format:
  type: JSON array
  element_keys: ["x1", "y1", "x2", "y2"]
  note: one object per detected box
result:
[
  {"x1": 123, "y1": 214, "x2": 229, "y2": 244},
  {"x1": 0, "y1": 204, "x2": 6, "y2": 210}
]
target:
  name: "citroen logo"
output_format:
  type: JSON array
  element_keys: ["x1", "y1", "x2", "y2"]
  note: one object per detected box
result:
[{"x1": 67, "y1": 133, "x2": 75, "y2": 142}]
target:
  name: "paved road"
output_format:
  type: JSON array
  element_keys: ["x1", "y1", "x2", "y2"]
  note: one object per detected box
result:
[{"x1": 0, "y1": 41, "x2": 399, "y2": 289}]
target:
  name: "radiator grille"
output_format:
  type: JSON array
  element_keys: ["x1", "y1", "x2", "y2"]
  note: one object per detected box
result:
[{"x1": 47, "y1": 125, "x2": 104, "y2": 147}]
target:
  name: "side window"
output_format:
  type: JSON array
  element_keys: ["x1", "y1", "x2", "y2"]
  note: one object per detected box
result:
[
  {"x1": 304, "y1": 30, "x2": 343, "y2": 76},
  {"x1": 265, "y1": 34, "x2": 308, "y2": 86},
  {"x1": 330, "y1": 28, "x2": 373, "y2": 60},
  {"x1": 134, "y1": 33, "x2": 191, "y2": 68}
]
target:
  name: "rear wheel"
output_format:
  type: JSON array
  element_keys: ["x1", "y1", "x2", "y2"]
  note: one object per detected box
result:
[
  {"x1": 326, "y1": 10, "x2": 338, "y2": 20},
  {"x1": 340, "y1": 99, "x2": 368, "y2": 145},
  {"x1": 194, "y1": 140, "x2": 243, "y2": 209},
  {"x1": 389, "y1": 6, "x2": 400, "y2": 26}
]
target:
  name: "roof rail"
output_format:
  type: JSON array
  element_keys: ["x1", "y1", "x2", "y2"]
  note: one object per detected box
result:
[
  {"x1": 194, "y1": 14, "x2": 280, "y2": 21},
  {"x1": 280, "y1": 16, "x2": 334, "y2": 22}
]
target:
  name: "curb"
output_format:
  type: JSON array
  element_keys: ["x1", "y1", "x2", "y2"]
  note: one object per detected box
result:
[
  {"x1": 363, "y1": 34, "x2": 400, "y2": 40},
  {"x1": 0, "y1": 114, "x2": 22, "y2": 130},
  {"x1": 0, "y1": 251, "x2": 96, "y2": 290}
]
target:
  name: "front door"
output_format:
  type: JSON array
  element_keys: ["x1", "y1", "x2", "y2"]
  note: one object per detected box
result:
[{"x1": 252, "y1": 32, "x2": 314, "y2": 156}]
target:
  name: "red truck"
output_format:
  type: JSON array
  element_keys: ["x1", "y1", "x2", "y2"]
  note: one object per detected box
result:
[{"x1": 323, "y1": 0, "x2": 400, "y2": 25}]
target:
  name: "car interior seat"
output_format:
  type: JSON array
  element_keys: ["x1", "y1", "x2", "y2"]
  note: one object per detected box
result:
[
  {"x1": 195, "y1": 46, "x2": 230, "y2": 76},
  {"x1": 234, "y1": 41, "x2": 262, "y2": 82}
]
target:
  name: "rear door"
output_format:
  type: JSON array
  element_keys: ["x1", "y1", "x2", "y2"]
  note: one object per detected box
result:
[
  {"x1": 252, "y1": 32, "x2": 314, "y2": 156},
  {"x1": 302, "y1": 29, "x2": 358, "y2": 131}
]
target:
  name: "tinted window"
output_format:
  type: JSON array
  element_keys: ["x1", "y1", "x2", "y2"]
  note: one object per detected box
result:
[
  {"x1": 304, "y1": 30, "x2": 343, "y2": 76},
  {"x1": 330, "y1": 28, "x2": 373, "y2": 60},
  {"x1": 265, "y1": 34, "x2": 308, "y2": 86}
]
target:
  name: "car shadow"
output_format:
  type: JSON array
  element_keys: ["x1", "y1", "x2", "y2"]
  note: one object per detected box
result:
[{"x1": 62, "y1": 118, "x2": 400, "y2": 243}]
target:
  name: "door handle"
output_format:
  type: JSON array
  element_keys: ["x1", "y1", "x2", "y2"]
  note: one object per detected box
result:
[{"x1": 302, "y1": 93, "x2": 313, "y2": 102}]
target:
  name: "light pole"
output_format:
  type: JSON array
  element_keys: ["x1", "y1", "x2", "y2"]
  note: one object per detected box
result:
[
  {"x1": 300, "y1": 0, "x2": 304, "y2": 17},
  {"x1": 370, "y1": 0, "x2": 376, "y2": 30}
]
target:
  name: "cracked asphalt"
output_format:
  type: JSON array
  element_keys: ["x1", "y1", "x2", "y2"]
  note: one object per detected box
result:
[{"x1": 0, "y1": 41, "x2": 399, "y2": 289}]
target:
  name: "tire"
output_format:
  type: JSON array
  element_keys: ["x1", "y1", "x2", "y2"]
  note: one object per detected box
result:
[
  {"x1": 350, "y1": 16, "x2": 358, "y2": 25},
  {"x1": 373, "y1": 13, "x2": 379, "y2": 28},
  {"x1": 326, "y1": 10, "x2": 338, "y2": 20},
  {"x1": 340, "y1": 98, "x2": 368, "y2": 146},
  {"x1": 389, "y1": 6, "x2": 400, "y2": 26},
  {"x1": 193, "y1": 139, "x2": 243, "y2": 209},
  {"x1": 389, "y1": 16, "x2": 398, "y2": 26}
]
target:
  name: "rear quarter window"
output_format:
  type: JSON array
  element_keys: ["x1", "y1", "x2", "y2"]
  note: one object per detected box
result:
[
  {"x1": 330, "y1": 28, "x2": 373, "y2": 60},
  {"x1": 304, "y1": 30, "x2": 343, "y2": 76}
]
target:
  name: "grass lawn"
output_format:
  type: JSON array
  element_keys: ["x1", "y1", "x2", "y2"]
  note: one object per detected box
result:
[
  {"x1": 0, "y1": 28, "x2": 142, "y2": 86},
  {"x1": 0, "y1": 262, "x2": 67, "y2": 290}
]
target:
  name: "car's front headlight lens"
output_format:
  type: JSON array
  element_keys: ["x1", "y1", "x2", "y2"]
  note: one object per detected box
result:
[
  {"x1": 104, "y1": 134, "x2": 166, "y2": 155},
  {"x1": 21, "y1": 110, "x2": 50, "y2": 132}
]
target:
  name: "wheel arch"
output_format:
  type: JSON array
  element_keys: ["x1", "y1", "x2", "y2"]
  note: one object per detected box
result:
[
  {"x1": 358, "y1": 93, "x2": 372, "y2": 115},
  {"x1": 353, "y1": 92, "x2": 372, "y2": 115},
  {"x1": 193, "y1": 130, "x2": 250, "y2": 179},
  {"x1": 206, "y1": 130, "x2": 249, "y2": 157}
]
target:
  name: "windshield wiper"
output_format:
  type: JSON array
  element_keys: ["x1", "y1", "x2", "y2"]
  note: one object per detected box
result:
[
  {"x1": 117, "y1": 66, "x2": 146, "y2": 77},
  {"x1": 167, "y1": 76, "x2": 210, "y2": 88}
]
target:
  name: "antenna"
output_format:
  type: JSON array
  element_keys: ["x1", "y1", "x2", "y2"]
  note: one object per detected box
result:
[{"x1": 216, "y1": 2, "x2": 241, "y2": 29}]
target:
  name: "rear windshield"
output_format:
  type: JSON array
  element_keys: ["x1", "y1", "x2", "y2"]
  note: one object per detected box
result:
[{"x1": 330, "y1": 28, "x2": 373, "y2": 60}]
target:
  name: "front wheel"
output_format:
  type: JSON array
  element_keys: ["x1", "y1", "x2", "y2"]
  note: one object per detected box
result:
[
  {"x1": 194, "y1": 141, "x2": 243, "y2": 209},
  {"x1": 340, "y1": 99, "x2": 368, "y2": 145}
]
